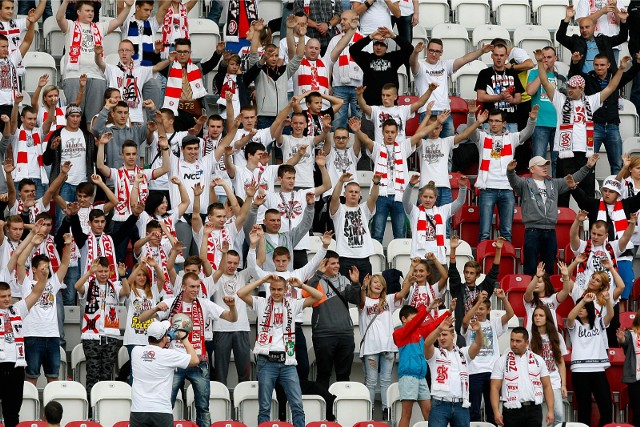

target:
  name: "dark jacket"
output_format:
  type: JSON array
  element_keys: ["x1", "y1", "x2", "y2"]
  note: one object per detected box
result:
[
  {"x1": 307, "y1": 271, "x2": 361, "y2": 337},
  {"x1": 214, "y1": 62, "x2": 251, "y2": 110},
  {"x1": 556, "y1": 18, "x2": 629, "y2": 75},
  {"x1": 349, "y1": 35, "x2": 413, "y2": 106},
  {"x1": 42, "y1": 127, "x2": 97, "y2": 183},
  {"x1": 570, "y1": 58, "x2": 640, "y2": 124},
  {"x1": 619, "y1": 329, "x2": 640, "y2": 383}
]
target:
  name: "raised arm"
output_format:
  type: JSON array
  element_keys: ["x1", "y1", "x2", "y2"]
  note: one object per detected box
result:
[
  {"x1": 570, "y1": 210, "x2": 588, "y2": 251},
  {"x1": 108, "y1": 0, "x2": 134, "y2": 33},
  {"x1": 453, "y1": 43, "x2": 493, "y2": 73},
  {"x1": 56, "y1": 0, "x2": 70, "y2": 33},
  {"x1": 534, "y1": 49, "x2": 556, "y2": 101},
  {"x1": 355, "y1": 85, "x2": 372, "y2": 117},
  {"x1": 424, "y1": 314, "x2": 453, "y2": 359},
  {"x1": 237, "y1": 275, "x2": 272, "y2": 306},
  {"x1": 348, "y1": 116, "x2": 374, "y2": 153},
  {"x1": 467, "y1": 319, "x2": 484, "y2": 359}
]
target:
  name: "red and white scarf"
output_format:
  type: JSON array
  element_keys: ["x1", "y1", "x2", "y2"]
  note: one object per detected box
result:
[
  {"x1": 81, "y1": 278, "x2": 120, "y2": 339},
  {"x1": 15, "y1": 198, "x2": 44, "y2": 224},
  {"x1": 558, "y1": 95, "x2": 594, "y2": 159},
  {"x1": 337, "y1": 32, "x2": 364, "y2": 84},
  {"x1": 169, "y1": 291, "x2": 206, "y2": 360},
  {"x1": 85, "y1": 233, "x2": 117, "y2": 282},
  {"x1": 34, "y1": 236, "x2": 60, "y2": 274},
  {"x1": 577, "y1": 239, "x2": 618, "y2": 274},
  {"x1": 431, "y1": 346, "x2": 470, "y2": 407},
  {"x1": 161, "y1": 2, "x2": 189, "y2": 59},
  {"x1": 115, "y1": 167, "x2": 148, "y2": 219},
  {"x1": 503, "y1": 350, "x2": 544, "y2": 408},
  {"x1": 297, "y1": 58, "x2": 329, "y2": 94},
  {"x1": 43, "y1": 107, "x2": 65, "y2": 143},
  {"x1": 207, "y1": 228, "x2": 231, "y2": 270},
  {"x1": 476, "y1": 134, "x2": 513, "y2": 190},
  {"x1": 416, "y1": 205, "x2": 445, "y2": 257},
  {"x1": 408, "y1": 282, "x2": 438, "y2": 319},
  {"x1": 68, "y1": 21, "x2": 103, "y2": 71},
  {"x1": 0, "y1": 305, "x2": 25, "y2": 366},
  {"x1": 254, "y1": 297, "x2": 297, "y2": 365},
  {"x1": 373, "y1": 142, "x2": 405, "y2": 201},
  {"x1": 15, "y1": 127, "x2": 48, "y2": 184},
  {"x1": 163, "y1": 60, "x2": 207, "y2": 114},
  {"x1": 597, "y1": 199, "x2": 627, "y2": 239},
  {"x1": 143, "y1": 243, "x2": 172, "y2": 295},
  {"x1": 216, "y1": 74, "x2": 240, "y2": 119}
]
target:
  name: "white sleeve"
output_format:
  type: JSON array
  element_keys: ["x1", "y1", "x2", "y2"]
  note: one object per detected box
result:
[{"x1": 490, "y1": 356, "x2": 506, "y2": 380}]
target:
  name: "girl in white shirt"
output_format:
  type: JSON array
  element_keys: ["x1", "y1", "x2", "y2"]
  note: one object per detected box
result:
[
  {"x1": 405, "y1": 257, "x2": 448, "y2": 320},
  {"x1": 569, "y1": 256, "x2": 624, "y2": 320},
  {"x1": 523, "y1": 261, "x2": 572, "y2": 332},
  {"x1": 359, "y1": 273, "x2": 411, "y2": 415},
  {"x1": 530, "y1": 304, "x2": 569, "y2": 424},
  {"x1": 567, "y1": 292, "x2": 615, "y2": 427}
]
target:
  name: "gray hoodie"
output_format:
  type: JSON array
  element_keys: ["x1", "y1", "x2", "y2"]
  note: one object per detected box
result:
[
  {"x1": 307, "y1": 271, "x2": 361, "y2": 338},
  {"x1": 248, "y1": 52, "x2": 302, "y2": 117},
  {"x1": 507, "y1": 164, "x2": 592, "y2": 229}
]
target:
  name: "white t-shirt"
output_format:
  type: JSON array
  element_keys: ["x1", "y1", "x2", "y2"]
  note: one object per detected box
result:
[
  {"x1": 232, "y1": 163, "x2": 278, "y2": 200},
  {"x1": 464, "y1": 318, "x2": 506, "y2": 374},
  {"x1": 524, "y1": 294, "x2": 560, "y2": 334},
  {"x1": 277, "y1": 135, "x2": 316, "y2": 188},
  {"x1": 538, "y1": 333, "x2": 569, "y2": 389},
  {"x1": 398, "y1": 0, "x2": 415, "y2": 16},
  {"x1": 326, "y1": 33, "x2": 364, "y2": 88},
  {"x1": 193, "y1": 223, "x2": 240, "y2": 269},
  {"x1": 0, "y1": 299, "x2": 29, "y2": 363},
  {"x1": 212, "y1": 269, "x2": 252, "y2": 332},
  {"x1": 232, "y1": 128, "x2": 274, "y2": 168},
  {"x1": 8, "y1": 198, "x2": 47, "y2": 223},
  {"x1": 63, "y1": 20, "x2": 110, "y2": 80},
  {"x1": 427, "y1": 346, "x2": 472, "y2": 399},
  {"x1": 104, "y1": 64, "x2": 154, "y2": 123},
  {"x1": 418, "y1": 137, "x2": 455, "y2": 188},
  {"x1": 20, "y1": 275, "x2": 62, "y2": 337},
  {"x1": 10, "y1": 127, "x2": 46, "y2": 180},
  {"x1": 408, "y1": 204, "x2": 454, "y2": 263},
  {"x1": 370, "y1": 140, "x2": 415, "y2": 198},
  {"x1": 130, "y1": 345, "x2": 191, "y2": 413},
  {"x1": 367, "y1": 105, "x2": 413, "y2": 142},
  {"x1": 0, "y1": 50, "x2": 23, "y2": 105},
  {"x1": 359, "y1": 294, "x2": 402, "y2": 355},
  {"x1": 568, "y1": 317, "x2": 611, "y2": 372},
  {"x1": 414, "y1": 59, "x2": 455, "y2": 113},
  {"x1": 331, "y1": 203, "x2": 376, "y2": 258},
  {"x1": 354, "y1": 0, "x2": 400, "y2": 35},
  {"x1": 491, "y1": 351, "x2": 550, "y2": 402},
  {"x1": 571, "y1": 239, "x2": 622, "y2": 298},
  {"x1": 552, "y1": 92, "x2": 602, "y2": 153},
  {"x1": 325, "y1": 147, "x2": 360, "y2": 197},
  {"x1": 474, "y1": 130, "x2": 525, "y2": 190},
  {"x1": 0, "y1": 243, "x2": 21, "y2": 296},
  {"x1": 252, "y1": 296, "x2": 305, "y2": 353},
  {"x1": 60, "y1": 128, "x2": 87, "y2": 185},
  {"x1": 405, "y1": 282, "x2": 443, "y2": 318},
  {"x1": 123, "y1": 286, "x2": 160, "y2": 346},
  {"x1": 169, "y1": 152, "x2": 217, "y2": 215}
]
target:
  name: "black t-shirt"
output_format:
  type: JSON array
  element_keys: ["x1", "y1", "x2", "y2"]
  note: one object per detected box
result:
[{"x1": 474, "y1": 67, "x2": 524, "y2": 124}]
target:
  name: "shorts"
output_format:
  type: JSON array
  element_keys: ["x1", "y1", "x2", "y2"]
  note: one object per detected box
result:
[
  {"x1": 24, "y1": 336, "x2": 61, "y2": 379},
  {"x1": 399, "y1": 375, "x2": 431, "y2": 401}
]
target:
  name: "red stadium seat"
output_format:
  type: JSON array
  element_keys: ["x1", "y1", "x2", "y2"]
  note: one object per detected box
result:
[
  {"x1": 306, "y1": 423, "x2": 342, "y2": 427},
  {"x1": 258, "y1": 423, "x2": 294, "y2": 427},
  {"x1": 476, "y1": 240, "x2": 517, "y2": 278},
  {"x1": 113, "y1": 422, "x2": 130, "y2": 427},
  {"x1": 449, "y1": 96, "x2": 469, "y2": 130},
  {"x1": 507, "y1": 289, "x2": 527, "y2": 319},
  {"x1": 397, "y1": 96, "x2": 419, "y2": 137},
  {"x1": 500, "y1": 274, "x2": 531, "y2": 293},
  {"x1": 65, "y1": 422, "x2": 103, "y2": 427},
  {"x1": 564, "y1": 243, "x2": 575, "y2": 266},
  {"x1": 449, "y1": 172, "x2": 472, "y2": 206},
  {"x1": 174, "y1": 422, "x2": 199, "y2": 427},
  {"x1": 607, "y1": 348, "x2": 628, "y2": 422},
  {"x1": 556, "y1": 208, "x2": 577, "y2": 253},
  {"x1": 511, "y1": 206, "x2": 525, "y2": 253},
  {"x1": 604, "y1": 422, "x2": 634, "y2": 427},
  {"x1": 17, "y1": 422, "x2": 48, "y2": 427},
  {"x1": 457, "y1": 205, "x2": 481, "y2": 249},
  {"x1": 549, "y1": 275, "x2": 563, "y2": 292},
  {"x1": 353, "y1": 422, "x2": 389, "y2": 427},
  {"x1": 212, "y1": 423, "x2": 248, "y2": 427},
  {"x1": 620, "y1": 311, "x2": 637, "y2": 330},
  {"x1": 631, "y1": 277, "x2": 640, "y2": 311}
]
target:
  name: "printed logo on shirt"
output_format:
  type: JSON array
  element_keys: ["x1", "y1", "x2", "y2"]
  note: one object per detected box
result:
[
  {"x1": 35, "y1": 283, "x2": 55, "y2": 311},
  {"x1": 141, "y1": 350, "x2": 156, "y2": 361},
  {"x1": 62, "y1": 137, "x2": 86, "y2": 159},
  {"x1": 541, "y1": 341, "x2": 557, "y2": 371},
  {"x1": 422, "y1": 143, "x2": 445, "y2": 164},
  {"x1": 470, "y1": 325, "x2": 494, "y2": 357},
  {"x1": 490, "y1": 74, "x2": 516, "y2": 113},
  {"x1": 370, "y1": 58, "x2": 392, "y2": 72},
  {"x1": 344, "y1": 209, "x2": 367, "y2": 248},
  {"x1": 425, "y1": 67, "x2": 447, "y2": 77},
  {"x1": 491, "y1": 139, "x2": 504, "y2": 158},
  {"x1": 80, "y1": 27, "x2": 95, "y2": 53}
]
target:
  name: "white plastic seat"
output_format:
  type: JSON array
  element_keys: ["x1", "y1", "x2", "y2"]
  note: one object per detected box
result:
[
  {"x1": 386, "y1": 238, "x2": 412, "y2": 275},
  {"x1": 187, "y1": 381, "x2": 232, "y2": 422},
  {"x1": 444, "y1": 238, "x2": 474, "y2": 278},
  {"x1": 512, "y1": 25, "x2": 552, "y2": 60},
  {"x1": 388, "y1": 382, "x2": 425, "y2": 427},
  {"x1": 450, "y1": 0, "x2": 490, "y2": 29},
  {"x1": 492, "y1": 0, "x2": 531, "y2": 30},
  {"x1": 258, "y1": 0, "x2": 282, "y2": 26},
  {"x1": 98, "y1": 17, "x2": 122, "y2": 57},
  {"x1": 554, "y1": 61, "x2": 569, "y2": 78},
  {"x1": 623, "y1": 137, "x2": 640, "y2": 156},
  {"x1": 286, "y1": 395, "x2": 326, "y2": 424},
  {"x1": 558, "y1": 25, "x2": 580, "y2": 61},
  {"x1": 472, "y1": 25, "x2": 511, "y2": 63},
  {"x1": 71, "y1": 343, "x2": 86, "y2": 386},
  {"x1": 91, "y1": 381, "x2": 132, "y2": 427},
  {"x1": 307, "y1": 235, "x2": 337, "y2": 263},
  {"x1": 398, "y1": 65, "x2": 409, "y2": 95},
  {"x1": 412, "y1": 26, "x2": 428, "y2": 60},
  {"x1": 43, "y1": 16, "x2": 65, "y2": 60},
  {"x1": 328, "y1": 381, "x2": 372, "y2": 427},
  {"x1": 418, "y1": 0, "x2": 449, "y2": 30},
  {"x1": 620, "y1": 99, "x2": 639, "y2": 140},
  {"x1": 234, "y1": 381, "x2": 278, "y2": 427},
  {"x1": 356, "y1": 170, "x2": 373, "y2": 201},
  {"x1": 413, "y1": 422, "x2": 429, "y2": 427},
  {"x1": 188, "y1": 0, "x2": 203, "y2": 19},
  {"x1": 19, "y1": 381, "x2": 40, "y2": 422},
  {"x1": 493, "y1": 309, "x2": 521, "y2": 353},
  {"x1": 104, "y1": 53, "x2": 119, "y2": 66},
  {"x1": 370, "y1": 239, "x2": 386, "y2": 273},
  {"x1": 43, "y1": 380, "x2": 89, "y2": 426},
  {"x1": 430, "y1": 23, "x2": 470, "y2": 60},
  {"x1": 189, "y1": 19, "x2": 220, "y2": 63},
  {"x1": 174, "y1": 388, "x2": 184, "y2": 420},
  {"x1": 532, "y1": 0, "x2": 569, "y2": 30},
  {"x1": 470, "y1": 423, "x2": 497, "y2": 427},
  {"x1": 451, "y1": 60, "x2": 487, "y2": 99}
]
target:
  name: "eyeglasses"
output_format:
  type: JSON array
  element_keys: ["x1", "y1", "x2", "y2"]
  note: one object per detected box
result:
[
  {"x1": 428, "y1": 49, "x2": 443, "y2": 54},
  {"x1": 176, "y1": 50, "x2": 191, "y2": 54}
]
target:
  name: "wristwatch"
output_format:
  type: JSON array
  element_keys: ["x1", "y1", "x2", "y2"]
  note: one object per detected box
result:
[{"x1": 328, "y1": 23, "x2": 334, "y2": 31}]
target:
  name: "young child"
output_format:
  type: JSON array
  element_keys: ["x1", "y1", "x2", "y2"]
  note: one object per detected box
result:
[
  {"x1": 133, "y1": 220, "x2": 176, "y2": 295},
  {"x1": 359, "y1": 273, "x2": 411, "y2": 417},
  {"x1": 405, "y1": 256, "x2": 449, "y2": 320},
  {"x1": 392, "y1": 304, "x2": 448, "y2": 427},
  {"x1": 461, "y1": 289, "x2": 515, "y2": 424},
  {"x1": 215, "y1": 52, "x2": 249, "y2": 119},
  {"x1": 523, "y1": 261, "x2": 572, "y2": 332},
  {"x1": 292, "y1": 91, "x2": 344, "y2": 137}
]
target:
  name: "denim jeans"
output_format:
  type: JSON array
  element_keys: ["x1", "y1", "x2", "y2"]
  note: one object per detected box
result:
[
  {"x1": 593, "y1": 123, "x2": 623, "y2": 174},
  {"x1": 436, "y1": 187, "x2": 453, "y2": 237},
  {"x1": 56, "y1": 289, "x2": 65, "y2": 349},
  {"x1": 478, "y1": 189, "x2": 515, "y2": 242},
  {"x1": 256, "y1": 355, "x2": 305, "y2": 427},
  {"x1": 172, "y1": 361, "x2": 211, "y2": 427},
  {"x1": 428, "y1": 398, "x2": 470, "y2": 427},
  {"x1": 371, "y1": 196, "x2": 407, "y2": 243},
  {"x1": 333, "y1": 86, "x2": 361, "y2": 129},
  {"x1": 522, "y1": 228, "x2": 557, "y2": 276},
  {"x1": 24, "y1": 336, "x2": 61, "y2": 378},
  {"x1": 206, "y1": 0, "x2": 223, "y2": 26},
  {"x1": 531, "y1": 126, "x2": 558, "y2": 177},
  {"x1": 362, "y1": 352, "x2": 394, "y2": 409},
  {"x1": 618, "y1": 259, "x2": 634, "y2": 300},
  {"x1": 56, "y1": 183, "x2": 77, "y2": 232},
  {"x1": 18, "y1": 0, "x2": 53, "y2": 21},
  {"x1": 469, "y1": 372, "x2": 493, "y2": 423},
  {"x1": 63, "y1": 265, "x2": 80, "y2": 306}
]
